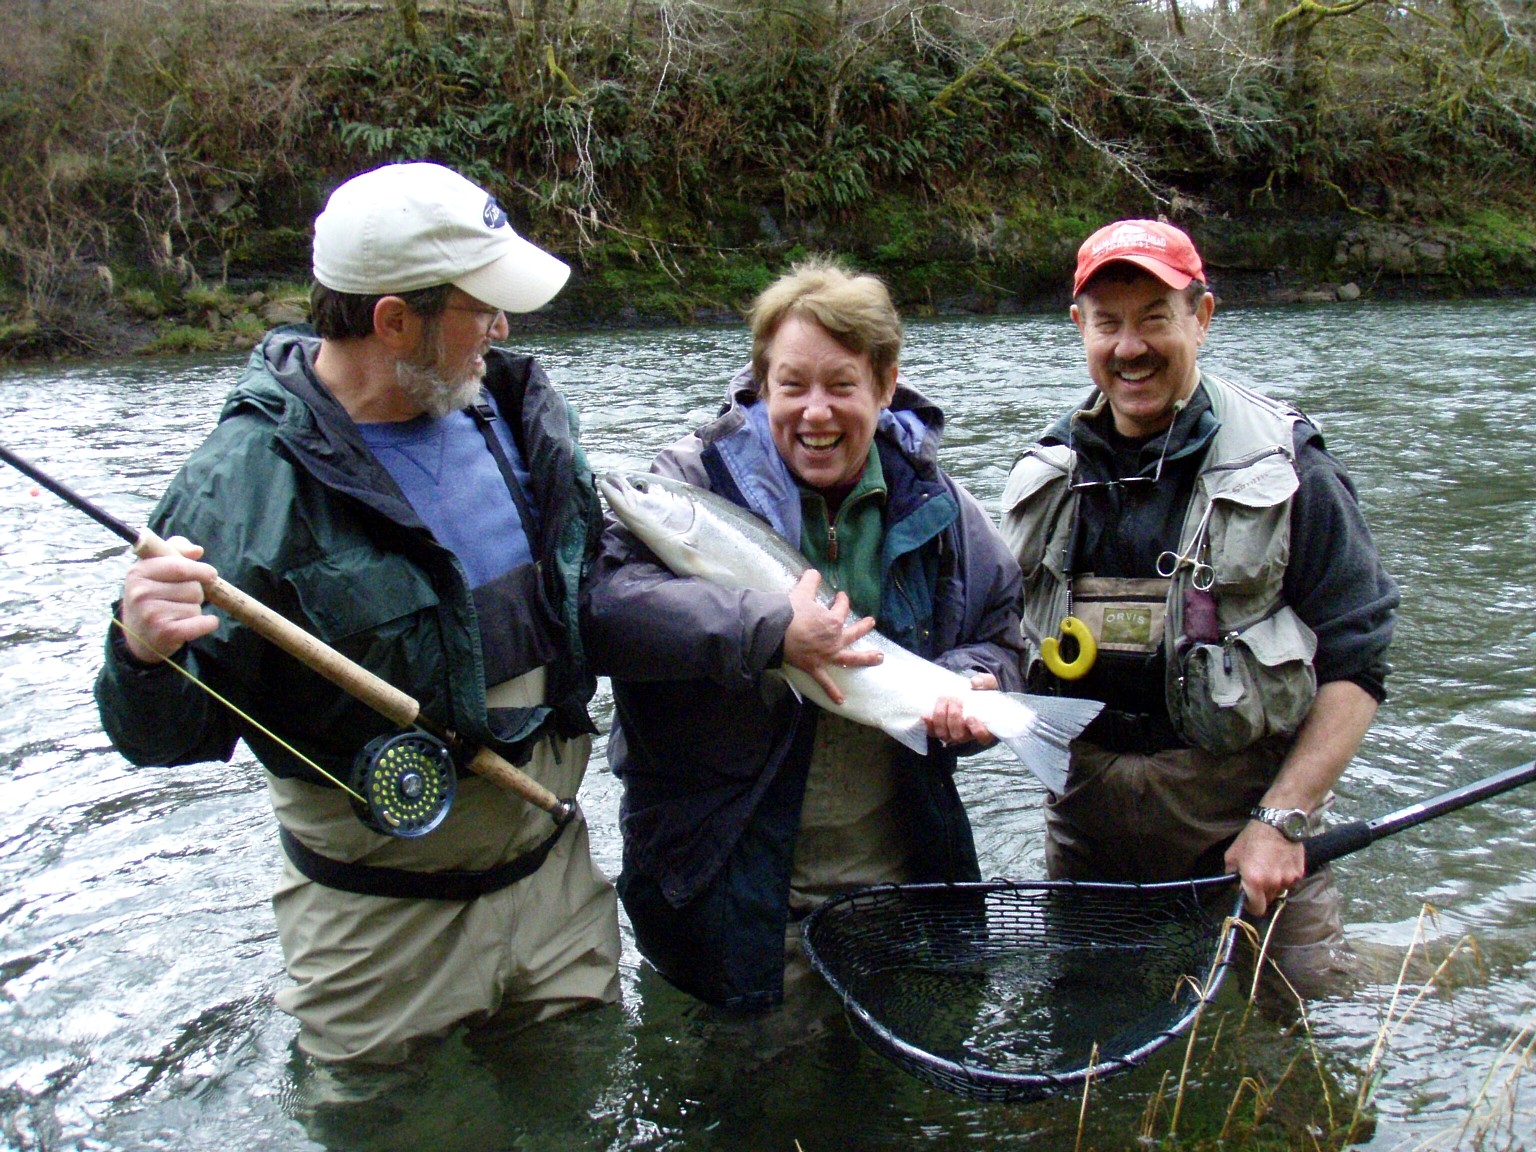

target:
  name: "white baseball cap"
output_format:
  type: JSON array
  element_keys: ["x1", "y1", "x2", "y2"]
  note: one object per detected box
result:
[{"x1": 312, "y1": 162, "x2": 570, "y2": 313}]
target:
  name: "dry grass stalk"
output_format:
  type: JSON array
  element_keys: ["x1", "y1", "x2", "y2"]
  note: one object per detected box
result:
[
  {"x1": 1139, "y1": 1069, "x2": 1172, "y2": 1141},
  {"x1": 1450, "y1": 1021, "x2": 1536, "y2": 1150},
  {"x1": 1348, "y1": 906, "x2": 1482, "y2": 1136},
  {"x1": 1160, "y1": 910, "x2": 1253, "y2": 1137},
  {"x1": 1218, "y1": 1075, "x2": 1269, "y2": 1141},
  {"x1": 1073, "y1": 1042, "x2": 1098, "y2": 1152}
]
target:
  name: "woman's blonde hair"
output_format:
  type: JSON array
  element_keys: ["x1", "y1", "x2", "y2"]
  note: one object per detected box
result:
[{"x1": 749, "y1": 256, "x2": 902, "y2": 389}]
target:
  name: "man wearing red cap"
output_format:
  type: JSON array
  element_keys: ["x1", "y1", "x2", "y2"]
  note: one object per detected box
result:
[
  {"x1": 95, "y1": 163, "x2": 621, "y2": 1063},
  {"x1": 1000, "y1": 219, "x2": 1398, "y2": 996}
]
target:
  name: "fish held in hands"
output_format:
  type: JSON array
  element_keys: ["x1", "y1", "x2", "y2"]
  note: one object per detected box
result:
[{"x1": 598, "y1": 470, "x2": 1101, "y2": 794}]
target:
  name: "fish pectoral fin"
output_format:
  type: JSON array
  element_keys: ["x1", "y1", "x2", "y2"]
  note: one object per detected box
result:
[
  {"x1": 777, "y1": 669, "x2": 803, "y2": 703},
  {"x1": 888, "y1": 718, "x2": 931, "y2": 757}
]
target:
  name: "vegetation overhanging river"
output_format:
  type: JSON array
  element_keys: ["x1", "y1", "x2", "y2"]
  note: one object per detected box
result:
[{"x1": 1, "y1": 298, "x2": 1533, "y2": 1151}]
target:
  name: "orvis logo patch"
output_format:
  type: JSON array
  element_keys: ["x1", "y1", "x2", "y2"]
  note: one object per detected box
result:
[
  {"x1": 483, "y1": 196, "x2": 508, "y2": 229},
  {"x1": 1102, "y1": 606, "x2": 1153, "y2": 646}
]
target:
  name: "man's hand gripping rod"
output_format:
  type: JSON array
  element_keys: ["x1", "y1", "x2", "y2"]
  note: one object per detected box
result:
[{"x1": 1, "y1": 444, "x2": 578, "y2": 826}]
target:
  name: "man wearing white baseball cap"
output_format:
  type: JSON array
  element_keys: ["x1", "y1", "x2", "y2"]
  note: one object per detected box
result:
[
  {"x1": 999, "y1": 218, "x2": 1398, "y2": 1002},
  {"x1": 96, "y1": 161, "x2": 621, "y2": 1063}
]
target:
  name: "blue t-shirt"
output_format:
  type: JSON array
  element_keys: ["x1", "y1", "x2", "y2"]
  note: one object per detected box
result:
[{"x1": 358, "y1": 400, "x2": 537, "y2": 588}]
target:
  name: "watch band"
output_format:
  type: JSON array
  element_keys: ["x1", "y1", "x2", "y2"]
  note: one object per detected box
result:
[{"x1": 1249, "y1": 805, "x2": 1310, "y2": 842}]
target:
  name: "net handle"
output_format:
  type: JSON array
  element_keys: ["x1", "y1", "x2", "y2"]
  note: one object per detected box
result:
[{"x1": 1305, "y1": 757, "x2": 1536, "y2": 871}]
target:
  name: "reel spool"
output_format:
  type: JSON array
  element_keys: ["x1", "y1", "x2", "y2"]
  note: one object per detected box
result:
[{"x1": 349, "y1": 731, "x2": 457, "y2": 838}]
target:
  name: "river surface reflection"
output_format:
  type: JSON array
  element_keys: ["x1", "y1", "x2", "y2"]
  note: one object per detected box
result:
[{"x1": 1, "y1": 298, "x2": 1533, "y2": 1150}]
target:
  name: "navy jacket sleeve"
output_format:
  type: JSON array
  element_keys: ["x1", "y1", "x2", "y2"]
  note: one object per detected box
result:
[{"x1": 1283, "y1": 426, "x2": 1399, "y2": 700}]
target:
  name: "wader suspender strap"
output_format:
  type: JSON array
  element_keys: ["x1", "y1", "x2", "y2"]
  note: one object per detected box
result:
[
  {"x1": 468, "y1": 399, "x2": 542, "y2": 547},
  {"x1": 279, "y1": 823, "x2": 565, "y2": 901}
]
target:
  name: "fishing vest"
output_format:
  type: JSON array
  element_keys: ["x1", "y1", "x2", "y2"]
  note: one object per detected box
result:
[{"x1": 1000, "y1": 372, "x2": 1319, "y2": 756}]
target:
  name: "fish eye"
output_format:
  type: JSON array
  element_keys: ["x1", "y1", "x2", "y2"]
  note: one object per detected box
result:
[{"x1": 633, "y1": 478, "x2": 648, "y2": 492}]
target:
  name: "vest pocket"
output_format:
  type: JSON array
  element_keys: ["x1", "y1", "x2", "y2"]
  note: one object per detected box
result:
[
  {"x1": 1206, "y1": 499, "x2": 1290, "y2": 592},
  {"x1": 1167, "y1": 606, "x2": 1318, "y2": 756}
]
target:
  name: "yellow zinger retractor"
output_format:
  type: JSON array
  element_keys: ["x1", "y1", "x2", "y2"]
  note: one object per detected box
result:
[{"x1": 1041, "y1": 616, "x2": 1098, "y2": 680}]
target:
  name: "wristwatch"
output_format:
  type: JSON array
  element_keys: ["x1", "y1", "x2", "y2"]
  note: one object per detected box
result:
[{"x1": 1249, "y1": 805, "x2": 1310, "y2": 842}]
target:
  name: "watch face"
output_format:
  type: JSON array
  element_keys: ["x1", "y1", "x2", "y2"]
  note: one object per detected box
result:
[{"x1": 1254, "y1": 807, "x2": 1309, "y2": 840}]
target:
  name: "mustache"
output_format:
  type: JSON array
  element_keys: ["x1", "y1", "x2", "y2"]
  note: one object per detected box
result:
[{"x1": 1107, "y1": 353, "x2": 1165, "y2": 375}]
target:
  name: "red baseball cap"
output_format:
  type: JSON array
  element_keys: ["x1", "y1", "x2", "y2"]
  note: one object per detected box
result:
[{"x1": 1073, "y1": 219, "x2": 1205, "y2": 297}]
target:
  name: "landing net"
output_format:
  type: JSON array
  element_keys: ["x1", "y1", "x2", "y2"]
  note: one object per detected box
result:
[{"x1": 801, "y1": 878, "x2": 1243, "y2": 1102}]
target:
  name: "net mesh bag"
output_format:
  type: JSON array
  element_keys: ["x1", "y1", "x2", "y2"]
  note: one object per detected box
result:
[{"x1": 802, "y1": 878, "x2": 1243, "y2": 1102}]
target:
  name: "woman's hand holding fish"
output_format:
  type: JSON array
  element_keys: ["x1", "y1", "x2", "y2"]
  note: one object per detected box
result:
[
  {"x1": 926, "y1": 673, "x2": 1000, "y2": 747},
  {"x1": 783, "y1": 569, "x2": 881, "y2": 705}
]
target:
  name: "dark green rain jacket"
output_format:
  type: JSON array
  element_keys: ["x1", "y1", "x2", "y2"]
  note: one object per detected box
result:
[{"x1": 95, "y1": 329, "x2": 600, "y2": 788}]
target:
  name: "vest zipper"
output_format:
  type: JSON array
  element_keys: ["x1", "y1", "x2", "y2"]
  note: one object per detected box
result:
[
  {"x1": 1201, "y1": 444, "x2": 1291, "y2": 475},
  {"x1": 827, "y1": 523, "x2": 839, "y2": 563}
]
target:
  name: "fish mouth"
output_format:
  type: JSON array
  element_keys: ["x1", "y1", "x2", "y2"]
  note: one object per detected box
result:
[
  {"x1": 595, "y1": 472, "x2": 625, "y2": 508},
  {"x1": 598, "y1": 471, "x2": 699, "y2": 535}
]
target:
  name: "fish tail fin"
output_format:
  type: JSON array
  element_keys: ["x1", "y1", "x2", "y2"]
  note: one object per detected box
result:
[{"x1": 995, "y1": 693, "x2": 1105, "y2": 796}]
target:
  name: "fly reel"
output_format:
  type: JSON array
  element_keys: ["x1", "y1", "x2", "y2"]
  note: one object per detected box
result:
[{"x1": 349, "y1": 731, "x2": 457, "y2": 838}]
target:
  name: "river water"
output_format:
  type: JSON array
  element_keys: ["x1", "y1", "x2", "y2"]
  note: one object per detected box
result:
[{"x1": 1, "y1": 299, "x2": 1533, "y2": 1151}]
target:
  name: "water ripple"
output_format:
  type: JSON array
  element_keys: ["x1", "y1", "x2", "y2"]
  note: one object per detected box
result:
[{"x1": 1, "y1": 300, "x2": 1533, "y2": 1150}]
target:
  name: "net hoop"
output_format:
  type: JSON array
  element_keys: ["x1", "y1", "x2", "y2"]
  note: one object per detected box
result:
[{"x1": 802, "y1": 876, "x2": 1245, "y2": 1103}]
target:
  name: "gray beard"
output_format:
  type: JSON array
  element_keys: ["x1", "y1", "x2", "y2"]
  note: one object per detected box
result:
[{"x1": 395, "y1": 355, "x2": 485, "y2": 419}]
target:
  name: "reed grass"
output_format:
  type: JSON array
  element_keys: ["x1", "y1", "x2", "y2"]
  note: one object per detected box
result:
[{"x1": 1107, "y1": 902, "x2": 1528, "y2": 1152}]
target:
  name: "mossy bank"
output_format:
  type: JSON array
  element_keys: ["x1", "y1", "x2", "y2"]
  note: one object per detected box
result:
[{"x1": 3, "y1": 0, "x2": 1533, "y2": 360}]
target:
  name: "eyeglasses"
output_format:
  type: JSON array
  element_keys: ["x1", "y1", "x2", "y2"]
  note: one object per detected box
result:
[
  {"x1": 1067, "y1": 416, "x2": 1173, "y2": 494},
  {"x1": 443, "y1": 303, "x2": 506, "y2": 332}
]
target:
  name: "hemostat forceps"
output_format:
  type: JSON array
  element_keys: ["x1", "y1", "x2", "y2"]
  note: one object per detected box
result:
[{"x1": 1156, "y1": 503, "x2": 1217, "y2": 590}]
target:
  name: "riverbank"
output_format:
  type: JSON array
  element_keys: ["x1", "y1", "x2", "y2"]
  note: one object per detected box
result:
[
  {"x1": 10, "y1": 206, "x2": 1535, "y2": 363},
  {"x1": 2, "y1": 0, "x2": 1533, "y2": 361}
]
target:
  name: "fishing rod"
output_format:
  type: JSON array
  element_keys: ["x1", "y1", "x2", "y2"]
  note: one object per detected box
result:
[{"x1": 0, "y1": 443, "x2": 577, "y2": 836}]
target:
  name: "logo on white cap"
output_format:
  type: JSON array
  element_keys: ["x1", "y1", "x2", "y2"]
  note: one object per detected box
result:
[{"x1": 312, "y1": 162, "x2": 570, "y2": 314}]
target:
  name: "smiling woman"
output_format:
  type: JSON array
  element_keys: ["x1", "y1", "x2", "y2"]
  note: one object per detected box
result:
[
  {"x1": 762, "y1": 314, "x2": 897, "y2": 492},
  {"x1": 583, "y1": 256, "x2": 1031, "y2": 1017}
]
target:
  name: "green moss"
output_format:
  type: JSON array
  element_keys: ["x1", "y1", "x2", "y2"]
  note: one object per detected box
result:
[
  {"x1": 119, "y1": 287, "x2": 164, "y2": 319},
  {"x1": 137, "y1": 314, "x2": 264, "y2": 355},
  {"x1": 137, "y1": 325, "x2": 228, "y2": 354},
  {"x1": 1449, "y1": 208, "x2": 1536, "y2": 281}
]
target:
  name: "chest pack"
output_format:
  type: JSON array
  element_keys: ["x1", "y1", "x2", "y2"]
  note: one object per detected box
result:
[{"x1": 1005, "y1": 375, "x2": 1321, "y2": 756}]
